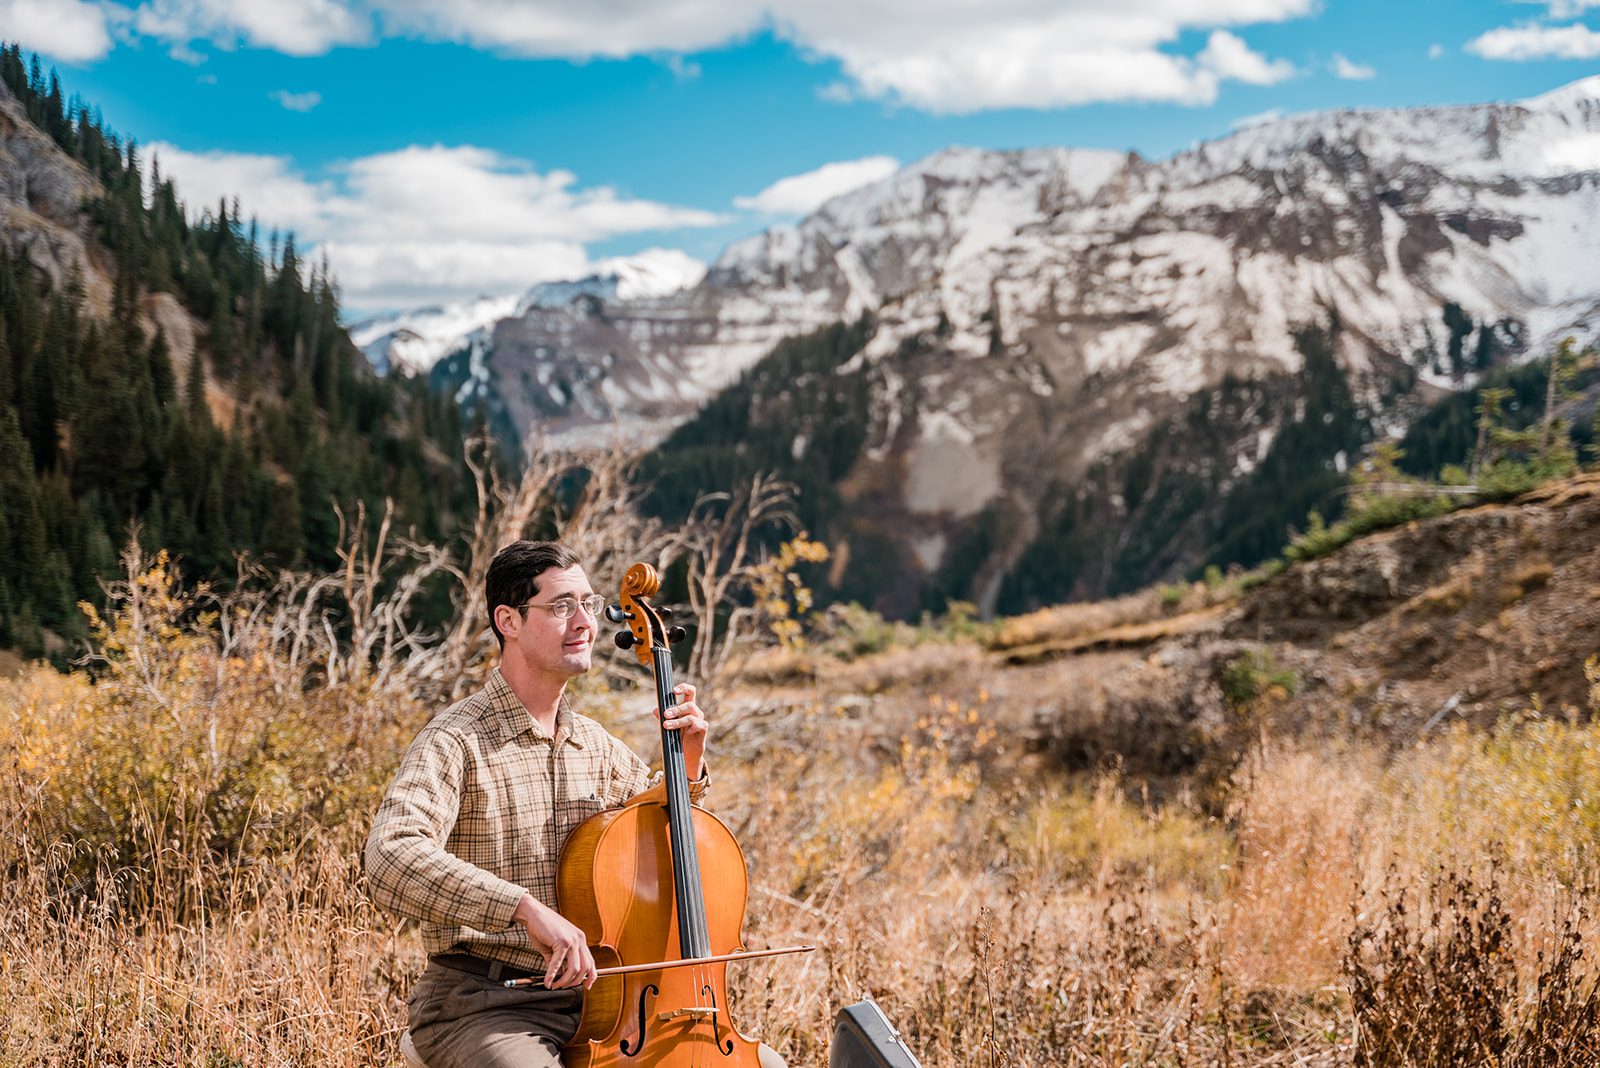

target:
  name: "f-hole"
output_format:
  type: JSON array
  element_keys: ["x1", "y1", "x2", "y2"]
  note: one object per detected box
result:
[
  {"x1": 619, "y1": 984, "x2": 659, "y2": 1057},
  {"x1": 701, "y1": 984, "x2": 735, "y2": 1056}
]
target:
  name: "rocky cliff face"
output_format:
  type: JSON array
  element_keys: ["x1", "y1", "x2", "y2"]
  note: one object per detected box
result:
[
  {"x1": 0, "y1": 81, "x2": 230, "y2": 418},
  {"x1": 424, "y1": 79, "x2": 1600, "y2": 613},
  {"x1": 0, "y1": 78, "x2": 111, "y2": 312}
]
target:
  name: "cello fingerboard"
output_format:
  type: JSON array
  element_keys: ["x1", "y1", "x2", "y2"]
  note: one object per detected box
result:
[{"x1": 654, "y1": 646, "x2": 712, "y2": 960}]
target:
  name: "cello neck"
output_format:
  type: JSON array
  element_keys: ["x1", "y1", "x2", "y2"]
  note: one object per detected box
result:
[{"x1": 653, "y1": 646, "x2": 712, "y2": 960}]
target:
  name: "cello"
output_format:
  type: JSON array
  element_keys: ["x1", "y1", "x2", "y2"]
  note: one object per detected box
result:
[{"x1": 536, "y1": 562, "x2": 811, "y2": 1066}]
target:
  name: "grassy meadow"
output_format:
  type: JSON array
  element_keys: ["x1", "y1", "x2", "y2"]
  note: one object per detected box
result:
[{"x1": 2, "y1": 550, "x2": 1598, "y2": 1067}]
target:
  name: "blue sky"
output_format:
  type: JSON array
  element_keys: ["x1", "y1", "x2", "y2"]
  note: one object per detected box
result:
[{"x1": 7, "y1": 0, "x2": 1600, "y2": 316}]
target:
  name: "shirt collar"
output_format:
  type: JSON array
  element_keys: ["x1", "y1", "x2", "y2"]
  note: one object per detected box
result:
[{"x1": 485, "y1": 668, "x2": 583, "y2": 748}]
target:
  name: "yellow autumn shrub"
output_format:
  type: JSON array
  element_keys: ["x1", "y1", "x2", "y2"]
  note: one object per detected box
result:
[{"x1": 0, "y1": 554, "x2": 427, "y2": 914}]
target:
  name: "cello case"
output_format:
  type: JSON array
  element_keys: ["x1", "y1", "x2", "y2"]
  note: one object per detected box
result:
[{"x1": 829, "y1": 998, "x2": 923, "y2": 1068}]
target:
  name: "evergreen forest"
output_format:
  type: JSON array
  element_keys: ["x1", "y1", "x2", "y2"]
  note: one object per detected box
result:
[{"x1": 0, "y1": 46, "x2": 471, "y2": 661}]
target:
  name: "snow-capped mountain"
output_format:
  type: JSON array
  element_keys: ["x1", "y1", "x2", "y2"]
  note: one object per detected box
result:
[
  {"x1": 444, "y1": 79, "x2": 1600, "y2": 442},
  {"x1": 432, "y1": 79, "x2": 1600, "y2": 611},
  {"x1": 352, "y1": 248, "x2": 705, "y2": 377},
  {"x1": 351, "y1": 293, "x2": 521, "y2": 377}
]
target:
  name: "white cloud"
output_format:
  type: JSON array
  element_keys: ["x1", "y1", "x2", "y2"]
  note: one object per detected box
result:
[
  {"x1": 374, "y1": 0, "x2": 759, "y2": 58},
  {"x1": 1546, "y1": 0, "x2": 1600, "y2": 17},
  {"x1": 131, "y1": 0, "x2": 370, "y2": 56},
  {"x1": 146, "y1": 144, "x2": 337, "y2": 228},
  {"x1": 1468, "y1": 21, "x2": 1600, "y2": 60},
  {"x1": 1199, "y1": 30, "x2": 1295, "y2": 86},
  {"x1": 146, "y1": 142, "x2": 727, "y2": 312},
  {"x1": 1, "y1": 0, "x2": 114, "y2": 62},
  {"x1": 113, "y1": 0, "x2": 1310, "y2": 112},
  {"x1": 1330, "y1": 53, "x2": 1375, "y2": 80},
  {"x1": 1428, "y1": 43, "x2": 1446, "y2": 59},
  {"x1": 270, "y1": 89, "x2": 322, "y2": 112},
  {"x1": 665, "y1": 54, "x2": 701, "y2": 80},
  {"x1": 1208, "y1": 31, "x2": 1297, "y2": 85},
  {"x1": 734, "y1": 155, "x2": 901, "y2": 214},
  {"x1": 795, "y1": 11, "x2": 1305, "y2": 112},
  {"x1": 168, "y1": 40, "x2": 207, "y2": 65}
]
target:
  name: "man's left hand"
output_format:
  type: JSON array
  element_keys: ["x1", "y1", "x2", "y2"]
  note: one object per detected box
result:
[{"x1": 659, "y1": 683, "x2": 708, "y2": 780}]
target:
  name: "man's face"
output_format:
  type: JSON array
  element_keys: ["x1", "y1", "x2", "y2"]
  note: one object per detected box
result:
[{"x1": 498, "y1": 564, "x2": 597, "y2": 681}]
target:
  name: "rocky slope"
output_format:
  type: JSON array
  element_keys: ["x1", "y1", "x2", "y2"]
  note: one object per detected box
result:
[
  {"x1": 0, "y1": 79, "x2": 231, "y2": 421},
  {"x1": 993, "y1": 473, "x2": 1600, "y2": 786},
  {"x1": 0, "y1": 80, "x2": 110, "y2": 308}
]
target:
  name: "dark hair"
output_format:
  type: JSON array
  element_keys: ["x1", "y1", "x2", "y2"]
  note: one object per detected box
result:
[{"x1": 485, "y1": 540, "x2": 581, "y2": 647}]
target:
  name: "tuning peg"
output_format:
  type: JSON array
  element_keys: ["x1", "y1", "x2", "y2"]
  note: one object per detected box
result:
[
  {"x1": 604, "y1": 604, "x2": 628, "y2": 624},
  {"x1": 613, "y1": 631, "x2": 636, "y2": 651},
  {"x1": 657, "y1": 607, "x2": 673, "y2": 619},
  {"x1": 666, "y1": 625, "x2": 687, "y2": 644}
]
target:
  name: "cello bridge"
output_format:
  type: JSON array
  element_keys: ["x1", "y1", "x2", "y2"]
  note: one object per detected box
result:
[{"x1": 657, "y1": 1007, "x2": 718, "y2": 1022}]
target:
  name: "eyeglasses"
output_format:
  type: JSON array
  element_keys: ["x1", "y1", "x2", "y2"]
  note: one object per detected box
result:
[{"x1": 518, "y1": 594, "x2": 606, "y2": 621}]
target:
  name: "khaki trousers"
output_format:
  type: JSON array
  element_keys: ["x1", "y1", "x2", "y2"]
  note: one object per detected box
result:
[
  {"x1": 408, "y1": 960, "x2": 581, "y2": 1068},
  {"x1": 407, "y1": 961, "x2": 787, "y2": 1068}
]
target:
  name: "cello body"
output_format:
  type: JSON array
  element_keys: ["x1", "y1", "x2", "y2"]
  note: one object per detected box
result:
[
  {"x1": 558, "y1": 797, "x2": 763, "y2": 1066},
  {"x1": 555, "y1": 561, "x2": 767, "y2": 1067}
]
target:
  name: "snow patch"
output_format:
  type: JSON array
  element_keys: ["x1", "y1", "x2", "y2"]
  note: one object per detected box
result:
[
  {"x1": 911, "y1": 533, "x2": 948, "y2": 573},
  {"x1": 904, "y1": 409, "x2": 995, "y2": 518}
]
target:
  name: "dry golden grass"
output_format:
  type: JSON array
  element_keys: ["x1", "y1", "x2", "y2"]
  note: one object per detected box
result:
[
  {"x1": 989, "y1": 578, "x2": 1239, "y2": 658},
  {"x1": 997, "y1": 604, "x2": 1232, "y2": 666},
  {"x1": 3, "y1": 565, "x2": 1598, "y2": 1066},
  {"x1": 989, "y1": 590, "x2": 1170, "y2": 653}
]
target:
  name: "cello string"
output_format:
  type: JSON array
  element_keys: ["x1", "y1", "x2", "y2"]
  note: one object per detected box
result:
[
  {"x1": 656, "y1": 642, "x2": 708, "y2": 1066},
  {"x1": 644, "y1": 599, "x2": 726, "y2": 1065}
]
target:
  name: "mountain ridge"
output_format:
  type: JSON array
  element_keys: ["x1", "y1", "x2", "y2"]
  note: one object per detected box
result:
[
  {"x1": 404, "y1": 78, "x2": 1600, "y2": 613},
  {"x1": 408, "y1": 75, "x2": 1600, "y2": 441}
]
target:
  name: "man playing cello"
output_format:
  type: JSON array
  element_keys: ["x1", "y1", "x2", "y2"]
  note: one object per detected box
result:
[{"x1": 364, "y1": 540, "x2": 784, "y2": 1068}]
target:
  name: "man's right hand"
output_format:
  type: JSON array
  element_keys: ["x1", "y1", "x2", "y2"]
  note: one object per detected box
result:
[{"x1": 513, "y1": 893, "x2": 598, "y2": 990}]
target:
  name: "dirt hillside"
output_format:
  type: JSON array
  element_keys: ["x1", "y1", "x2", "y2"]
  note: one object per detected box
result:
[{"x1": 970, "y1": 474, "x2": 1600, "y2": 786}]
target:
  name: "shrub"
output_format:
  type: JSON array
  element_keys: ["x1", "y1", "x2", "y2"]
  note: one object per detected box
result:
[
  {"x1": 1346, "y1": 868, "x2": 1600, "y2": 1067},
  {"x1": 1221, "y1": 649, "x2": 1299, "y2": 713},
  {"x1": 0, "y1": 553, "x2": 425, "y2": 916},
  {"x1": 1346, "y1": 868, "x2": 1518, "y2": 1066},
  {"x1": 1285, "y1": 494, "x2": 1457, "y2": 563},
  {"x1": 1388, "y1": 708, "x2": 1600, "y2": 882}
]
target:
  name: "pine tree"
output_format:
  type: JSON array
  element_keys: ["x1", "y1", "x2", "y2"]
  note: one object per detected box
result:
[
  {"x1": 0, "y1": 405, "x2": 39, "y2": 606},
  {"x1": 20, "y1": 296, "x2": 68, "y2": 470},
  {"x1": 16, "y1": 490, "x2": 49, "y2": 607},
  {"x1": 12, "y1": 597, "x2": 44, "y2": 659},
  {"x1": 0, "y1": 314, "x2": 11, "y2": 394},
  {"x1": 185, "y1": 349, "x2": 208, "y2": 424},
  {"x1": 210, "y1": 280, "x2": 235, "y2": 376},
  {"x1": 147, "y1": 326, "x2": 175, "y2": 407},
  {"x1": 36, "y1": 546, "x2": 75, "y2": 629},
  {"x1": 1538, "y1": 337, "x2": 1582, "y2": 465},
  {"x1": 73, "y1": 323, "x2": 140, "y2": 511},
  {"x1": 1471, "y1": 387, "x2": 1512, "y2": 476},
  {"x1": 260, "y1": 477, "x2": 302, "y2": 563},
  {"x1": 72, "y1": 490, "x2": 116, "y2": 591}
]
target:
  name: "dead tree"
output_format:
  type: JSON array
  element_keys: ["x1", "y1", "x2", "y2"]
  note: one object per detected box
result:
[
  {"x1": 429, "y1": 433, "x2": 664, "y2": 698},
  {"x1": 666, "y1": 472, "x2": 801, "y2": 691}
]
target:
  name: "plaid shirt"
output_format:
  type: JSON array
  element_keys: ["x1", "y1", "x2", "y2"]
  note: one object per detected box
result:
[{"x1": 364, "y1": 668, "x2": 708, "y2": 972}]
